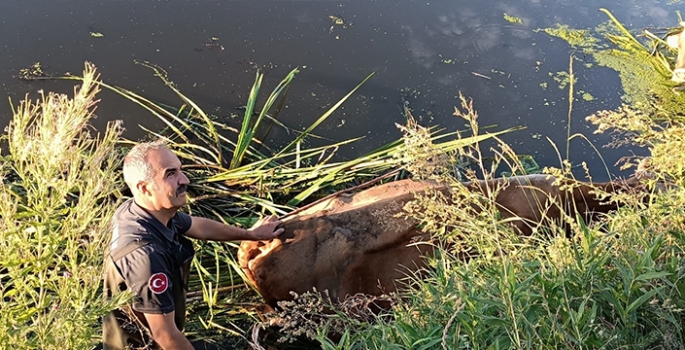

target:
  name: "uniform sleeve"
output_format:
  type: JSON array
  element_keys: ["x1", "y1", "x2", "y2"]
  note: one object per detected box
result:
[
  {"x1": 114, "y1": 244, "x2": 175, "y2": 314},
  {"x1": 174, "y1": 212, "x2": 192, "y2": 235}
]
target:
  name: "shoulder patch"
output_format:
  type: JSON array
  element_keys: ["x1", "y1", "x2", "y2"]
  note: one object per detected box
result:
[{"x1": 148, "y1": 273, "x2": 170, "y2": 294}]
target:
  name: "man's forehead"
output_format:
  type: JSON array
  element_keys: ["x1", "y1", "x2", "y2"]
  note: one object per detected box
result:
[{"x1": 148, "y1": 148, "x2": 181, "y2": 169}]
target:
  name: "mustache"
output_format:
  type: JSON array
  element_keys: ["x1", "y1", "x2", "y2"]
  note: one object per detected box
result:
[{"x1": 176, "y1": 185, "x2": 188, "y2": 196}]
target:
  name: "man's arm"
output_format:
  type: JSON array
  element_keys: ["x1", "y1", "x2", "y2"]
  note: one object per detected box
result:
[
  {"x1": 144, "y1": 312, "x2": 194, "y2": 350},
  {"x1": 184, "y1": 215, "x2": 284, "y2": 241}
]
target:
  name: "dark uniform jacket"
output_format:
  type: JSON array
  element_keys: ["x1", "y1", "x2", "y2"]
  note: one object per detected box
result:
[{"x1": 102, "y1": 199, "x2": 195, "y2": 350}]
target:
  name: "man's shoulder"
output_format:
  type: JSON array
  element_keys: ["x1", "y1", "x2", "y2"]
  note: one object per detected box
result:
[
  {"x1": 109, "y1": 233, "x2": 167, "y2": 259},
  {"x1": 113, "y1": 198, "x2": 148, "y2": 225},
  {"x1": 112, "y1": 242, "x2": 175, "y2": 299},
  {"x1": 111, "y1": 200, "x2": 154, "y2": 245},
  {"x1": 114, "y1": 197, "x2": 135, "y2": 215},
  {"x1": 110, "y1": 203, "x2": 166, "y2": 257},
  {"x1": 110, "y1": 239, "x2": 172, "y2": 277}
]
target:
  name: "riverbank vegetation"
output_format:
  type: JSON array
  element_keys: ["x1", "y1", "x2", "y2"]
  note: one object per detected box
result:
[
  {"x1": 254, "y1": 9, "x2": 685, "y2": 350},
  {"x1": 2, "y1": 8, "x2": 685, "y2": 350},
  {"x1": 0, "y1": 59, "x2": 498, "y2": 349},
  {"x1": 295, "y1": 104, "x2": 685, "y2": 349},
  {"x1": 308, "y1": 11, "x2": 684, "y2": 350},
  {"x1": 0, "y1": 64, "x2": 129, "y2": 349}
]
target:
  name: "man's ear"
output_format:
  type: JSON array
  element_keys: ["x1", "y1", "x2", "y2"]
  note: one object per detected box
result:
[{"x1": 136, "y1": 181, "x2": 151, "y2": 196}]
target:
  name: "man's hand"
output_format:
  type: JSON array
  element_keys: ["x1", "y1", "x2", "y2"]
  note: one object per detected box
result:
[{"x1": 248, "y1": 215, "x2": 284, "y2": 240}]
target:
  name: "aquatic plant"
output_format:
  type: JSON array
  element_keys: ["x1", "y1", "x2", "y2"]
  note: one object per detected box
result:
[
  {"x1": 542, "y1": 8, "x2": 685, "y2": 119},
  {"x1": 543, "y1": 9, "x2": 685, "y2": 184}
]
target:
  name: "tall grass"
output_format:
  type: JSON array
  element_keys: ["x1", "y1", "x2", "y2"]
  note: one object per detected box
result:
[
  {"x1": 0, "y1": 63, "x2": 129, "y2": 350},
  {"x1": 334, "y1": 181, "x2": 685, "y2": 349}
]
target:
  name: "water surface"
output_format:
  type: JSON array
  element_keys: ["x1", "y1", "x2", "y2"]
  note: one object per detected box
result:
[{"x1": 1, "y1": 0, "x2": 680, "y2": 180}]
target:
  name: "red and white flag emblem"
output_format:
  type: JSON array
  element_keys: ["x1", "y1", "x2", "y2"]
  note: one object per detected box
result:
[{"x1": 149, "y1": 273, "x2": 169, "y2": 294}]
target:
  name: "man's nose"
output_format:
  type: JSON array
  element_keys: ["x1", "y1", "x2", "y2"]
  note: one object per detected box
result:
[{"x1": 179, "y1": 171, "x2": 190, "y2": 185}]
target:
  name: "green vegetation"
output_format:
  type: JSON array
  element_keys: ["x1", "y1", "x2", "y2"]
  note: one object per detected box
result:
[
  {"x1": 538, "y1": 24, "x2": 598, "y2": 47},
  {"x1": 263, "y1": 73, "x2": 685, "y2": 350},
  {"x1": 0, "y1": 64, "x2": 129, "y2": 349},
  {"x1": 542, "y1": 9, "x2": 685, "y2": 117},
  {"x1": 341, "y1": 133, "x2": 684, "y2": 348},
  {"x1": 551, "y1": 71, "x2": 576, "y2": 90},
  {"x1": 1, "y1": 58, "x2": 500, "y2": 348},
  {"x1": 3, "y1": 7, "x2": 685, "y2": 349},
  {"x1": 249, "y1": 10, "x2": 685, "y2": 350},
  {"x1": 503, "y1": 13, "x2": 523, "y2": 25},
  {"x1": 580, "y1": 91, "x2": 595, "y2": 101}
]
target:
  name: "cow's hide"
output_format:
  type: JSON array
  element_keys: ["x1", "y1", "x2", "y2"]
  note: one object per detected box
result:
[{"x1": 238, "y1": 175, "x2": 645, "y2": 307}]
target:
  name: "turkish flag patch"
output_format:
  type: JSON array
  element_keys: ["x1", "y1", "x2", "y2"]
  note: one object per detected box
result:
[{"x1": 148, "y1": 273, "x2": 169, "y2": 294}]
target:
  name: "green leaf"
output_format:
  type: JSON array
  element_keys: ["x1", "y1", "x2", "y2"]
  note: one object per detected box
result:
[
  {"x1": 626, "y1": 287, "x2": 662, "y2": 314},
  {"x1": 635, "y1": 271, "x2": 670, "y2": 282}
]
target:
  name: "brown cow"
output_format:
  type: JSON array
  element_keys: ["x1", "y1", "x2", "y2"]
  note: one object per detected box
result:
[
  {"x1": 239, "y1": 179, "x2": 441, "y2": 307},
  {"x1": 463, "y1": 174, "x2": 645, "y2": 236},
  {"x1": 238, "y1": 175, "x2": 647, "y2": 308}
]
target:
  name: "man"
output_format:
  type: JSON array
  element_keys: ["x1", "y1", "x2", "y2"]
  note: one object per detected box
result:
[{"x1": 103, "y1": 140, "x2": 284, "y2": 350}]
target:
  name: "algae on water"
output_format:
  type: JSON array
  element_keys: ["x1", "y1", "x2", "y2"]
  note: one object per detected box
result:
[
  {"x1": 541, "y1": 16, "x2": 685, "y2": 118},
  {"x1": 551, "y1": 71, "x2": 576, "y2": 90},
  {"x1": 538, "y1": 24, "x2": 598, "y2": 48},
  {"x1": 580, "y1": 91, "x2": 595, "y2": 101},
  {"x1": 504, "y1": 13, "x2": 523, "y2": 25}
]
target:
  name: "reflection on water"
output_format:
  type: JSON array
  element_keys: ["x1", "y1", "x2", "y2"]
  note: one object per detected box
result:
[{"x1": 0, "y1": 0, "x2": 680, "y2": 180}]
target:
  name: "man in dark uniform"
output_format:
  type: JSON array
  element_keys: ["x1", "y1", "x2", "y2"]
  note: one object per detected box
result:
[{"x1": 103, "y1": 140, "x2": 284, "y2": 350}]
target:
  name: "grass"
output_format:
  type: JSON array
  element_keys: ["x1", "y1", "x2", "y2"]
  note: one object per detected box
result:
[
  {"x1": 318, "y1": 185, "x2": 685, "y2": 349},
  {"x1": 272, "y1": 87, "x2": 685, "y2": 350}
]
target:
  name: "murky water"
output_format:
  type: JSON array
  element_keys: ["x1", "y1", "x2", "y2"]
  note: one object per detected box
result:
[{"x1": 0, "y1": 0, "x2": 680, "y2": 180}]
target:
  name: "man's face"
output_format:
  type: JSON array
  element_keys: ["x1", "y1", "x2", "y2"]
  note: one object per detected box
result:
[{"x1": 143, "y1": 147, "x2": 190, "y2": 211}]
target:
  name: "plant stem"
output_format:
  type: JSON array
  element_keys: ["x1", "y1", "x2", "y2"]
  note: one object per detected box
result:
[{"x1": 566, "y1": 55, "x2": 574, "y2": 162}]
